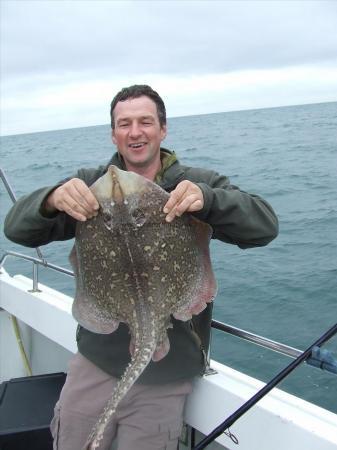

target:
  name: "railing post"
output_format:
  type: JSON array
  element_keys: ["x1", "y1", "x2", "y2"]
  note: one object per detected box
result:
[
  {"x1": 28, "y1": 262, "x2": 42, "y2": 293},
  {"x1": 204, "y1": 329, "x2": 217, "y2": 376}
]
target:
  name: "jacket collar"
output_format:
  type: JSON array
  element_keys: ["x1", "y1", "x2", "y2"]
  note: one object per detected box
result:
[{"x1": 106, "y1": 148, "x2": 185, "y2": 191}]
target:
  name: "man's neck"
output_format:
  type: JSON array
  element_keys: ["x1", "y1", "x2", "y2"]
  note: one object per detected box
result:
[{"x1": 124, "y1": 157, "x2": 162, "y2": 182}]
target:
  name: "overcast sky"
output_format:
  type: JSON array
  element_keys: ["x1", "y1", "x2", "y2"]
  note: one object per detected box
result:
[{"x1": 1, "y1": 0, "x2": 337, "y2": 136}]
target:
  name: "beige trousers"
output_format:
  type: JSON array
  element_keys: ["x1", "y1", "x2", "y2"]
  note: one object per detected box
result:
[{"x1": 50, "y1": 353, "x2": 193, "y2": 450}]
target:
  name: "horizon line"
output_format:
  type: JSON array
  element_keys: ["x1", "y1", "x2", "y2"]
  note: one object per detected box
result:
[{"x1": 1, "y1": 99, "x2": 336, "y2": 138}]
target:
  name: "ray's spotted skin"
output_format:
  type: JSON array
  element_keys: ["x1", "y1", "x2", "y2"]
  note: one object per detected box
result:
[{"x1": 69, "y1": 166, "x2": 217, "y2": 449}]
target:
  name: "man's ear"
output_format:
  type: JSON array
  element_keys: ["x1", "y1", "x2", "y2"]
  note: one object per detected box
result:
[
  {"x1": 160, "y1": 125, "x2": 167, "y2": 141},
  {"x1": 111, "y1": 130, "x2": 117, "y2": 145}
]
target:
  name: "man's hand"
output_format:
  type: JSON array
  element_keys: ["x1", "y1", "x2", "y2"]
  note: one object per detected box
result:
[
  {"x1": 45, "y1": 178, "x2": 99, "y2": 222},
  {"x1": 163, "y1": 180, "x2": 204, "y2": 222}
]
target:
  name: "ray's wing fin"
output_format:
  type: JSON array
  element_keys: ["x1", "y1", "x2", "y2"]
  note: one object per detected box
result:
[
  {"x1": 70, "y1": 245, "x2": 120, "y2": 334},
  {"x1": 173, "y1": 217, "x2": 217, "y2": 321}
]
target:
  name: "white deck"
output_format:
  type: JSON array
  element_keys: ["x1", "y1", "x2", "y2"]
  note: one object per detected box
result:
[{"x1": 1, "y1": 268, "x2": 337, "y2": 450}]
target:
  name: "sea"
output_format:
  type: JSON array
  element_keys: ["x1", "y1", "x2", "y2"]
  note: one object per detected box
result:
[{"x1": 1, "y1": 101, "x2": 336, "y2": 414}]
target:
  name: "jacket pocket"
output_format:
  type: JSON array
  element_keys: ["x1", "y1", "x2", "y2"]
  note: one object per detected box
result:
[
  {"x1": 158, "y1": 420, "x2": 183, "y2": 450},
  {"x1": 165, "y1": 424, "x2": 183, "y2": 450}
]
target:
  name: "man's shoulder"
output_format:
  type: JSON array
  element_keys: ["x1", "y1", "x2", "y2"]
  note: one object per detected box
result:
[
  {"x1": 161, "y1": 148, "x2": 216, "y2": 181},
  {"x1": 179, "y1": 163, "x2": 218, "y2": 183},
  {"x1": 76, "y1": 153, "x2": 121, "y2": 186},
  {"x1": 76, "y1": 163, "x2": 110, "y2": 186},
  {"x1": 170, "y1": 160, "x2": 231, "y2": 191}
]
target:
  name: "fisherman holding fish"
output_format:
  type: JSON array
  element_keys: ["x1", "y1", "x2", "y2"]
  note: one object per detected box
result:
[{"x1": 4, "y1": 85, "x2": 278, "y2": 450}]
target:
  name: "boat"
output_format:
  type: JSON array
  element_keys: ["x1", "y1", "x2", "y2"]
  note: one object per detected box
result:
[{"x1": 1, "y1": 168, "x2": 337, "y2": 450}]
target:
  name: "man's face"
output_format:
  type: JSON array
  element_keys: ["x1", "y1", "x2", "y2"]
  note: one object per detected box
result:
[{"x1": 112, "y1": 96, "x2": 167, "y2": 171}]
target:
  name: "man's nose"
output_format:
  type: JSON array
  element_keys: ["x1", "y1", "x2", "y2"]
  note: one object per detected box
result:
[{"x1": 129, "y1": 122, "x2": 142, "y2": 138}]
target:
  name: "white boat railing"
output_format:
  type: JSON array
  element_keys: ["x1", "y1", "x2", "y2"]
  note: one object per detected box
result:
[
  {"x1": 0, "y1": 250, "x2": 74, "y2": 292},
  {"x1": 0, "y1": 249, "x2": 305, "y2": 360},
  {"x1": 1, "y1": 167, "x2": 45, "y2": 261},
  {"x1": 1, "y1": 247, "x2": 336, "y2": 370}
]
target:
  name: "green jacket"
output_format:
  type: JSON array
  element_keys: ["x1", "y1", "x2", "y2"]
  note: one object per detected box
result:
[{"x1": 4, "y1": 149, "x2": 278, "y2": 384}]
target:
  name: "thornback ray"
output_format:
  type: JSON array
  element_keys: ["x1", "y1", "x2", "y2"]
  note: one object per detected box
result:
[{"x1": 69, "y1": 165, "x2": 217, "y2": 450}]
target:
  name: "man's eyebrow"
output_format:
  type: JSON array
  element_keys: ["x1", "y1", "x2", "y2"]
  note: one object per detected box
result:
[
  {"x1": 140, "y1": 115, "x2": 155, "y2": 121},
  {"x1": 116, "y1": 117, "x2": 130, "y2": 123},
  {"x1": 117, "y1": 115, "x2": 155, "y2": 123}
]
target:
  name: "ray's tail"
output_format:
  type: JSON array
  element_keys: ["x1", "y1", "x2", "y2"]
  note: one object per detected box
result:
[{"x1": 83, "y1": 332, "x2": 157, "y2": 450}]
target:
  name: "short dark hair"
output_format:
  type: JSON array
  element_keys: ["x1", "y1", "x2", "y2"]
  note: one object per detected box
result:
[{"x1": 110, "y1": 84, "x2": 166, "y2": 129}]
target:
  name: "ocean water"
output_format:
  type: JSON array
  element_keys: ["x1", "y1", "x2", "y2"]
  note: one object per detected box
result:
[{"x1": 1, "y1": 102, "x2": 336, "y2": 413}]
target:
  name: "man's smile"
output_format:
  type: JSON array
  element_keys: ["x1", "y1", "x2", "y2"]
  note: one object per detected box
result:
[{"x1": 128, "y1": 142, "x2": 147, "y2": 149}]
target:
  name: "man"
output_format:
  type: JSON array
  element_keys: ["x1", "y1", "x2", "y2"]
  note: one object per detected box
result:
[{"x1": 4, "y1": 85, "x2": 278, "y2": 450}]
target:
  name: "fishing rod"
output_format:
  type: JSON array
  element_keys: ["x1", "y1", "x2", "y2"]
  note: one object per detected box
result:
[{"x1": 192, "y1": 322, "x2": 337, "y2": 450}]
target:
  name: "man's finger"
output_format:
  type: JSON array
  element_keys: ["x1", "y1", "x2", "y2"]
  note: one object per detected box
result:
[
  {"x1": 163, "y1": 182, "x2": 189, "y2": 214},
  {"x1": 62, "y1": 196, "x2": 94, "y2": 221},
  {"x1": 75, "y1": 183, "x2": 99, "y2": 211},
  {"x1": 164, "y1": 181, "x2": 204, "y2": 222},
  {"x1": 165, "y1": 197, "x2": 203, "y2": 222},
  {"x1": 67, "y1": 182, "x2": 99, "y2": 213},
  {"x1": 165, "y1": 205, "x2": 179, "y2": 223},
  {"x1": 175, "y1": 195, "x2": 203, "y2": 216}
]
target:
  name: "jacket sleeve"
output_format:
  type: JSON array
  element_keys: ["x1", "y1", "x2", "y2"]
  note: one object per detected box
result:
[
  {"x1": 3, "y1": 167, "x2": 103, "y2": 248},
  {"x1": 4, "y1": 185, "x2": 77, "y2": 248},
  {"x1": 188, "y1": 170, "x2": 279, "y2": 248}
]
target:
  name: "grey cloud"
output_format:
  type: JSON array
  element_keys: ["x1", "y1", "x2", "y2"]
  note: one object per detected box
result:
[{"x1": 2, "y1": 1, "x2": 337, "y2": 81}]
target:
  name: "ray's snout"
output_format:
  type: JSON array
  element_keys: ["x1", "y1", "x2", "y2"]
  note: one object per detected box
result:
[{"x1": 108, "y1": 166, "x2": 125, "y2": 205}]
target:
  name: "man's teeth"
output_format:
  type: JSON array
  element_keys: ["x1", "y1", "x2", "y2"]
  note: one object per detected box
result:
[{"x1": 130, "y1": 143, "x2": 144, "y2": 148}]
